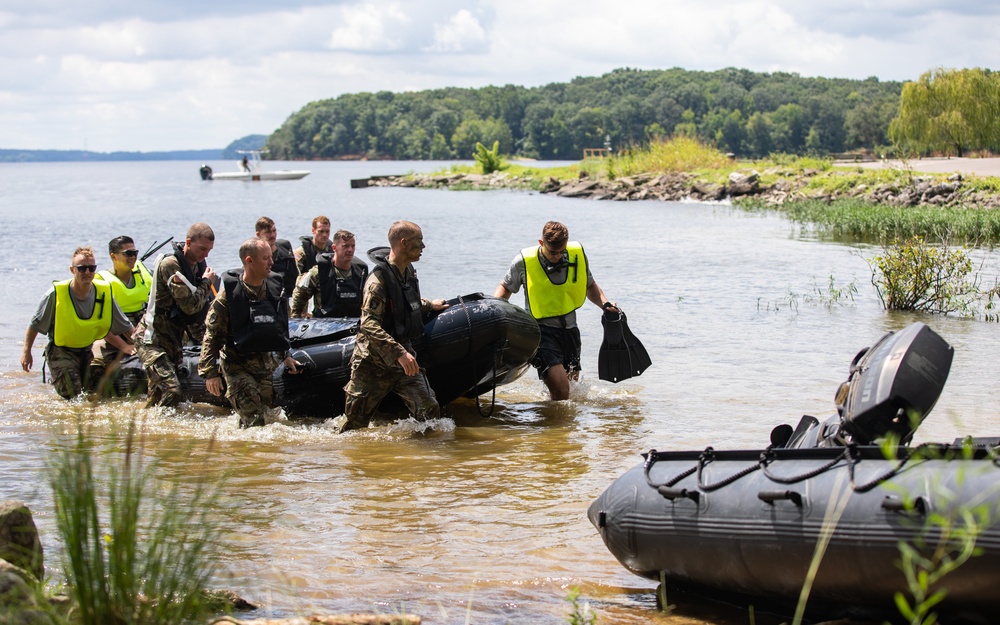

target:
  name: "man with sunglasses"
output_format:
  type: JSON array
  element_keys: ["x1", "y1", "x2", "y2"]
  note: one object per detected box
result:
[
  {"x1": 89, "y1": 235, "x2": 153, "y2": 392},
  {"x1": 494, "y1": 221, "x2": 617, "y2": 401},
  {"x1": 21, "y1": 246, "x2": 135, "y2": 399}
]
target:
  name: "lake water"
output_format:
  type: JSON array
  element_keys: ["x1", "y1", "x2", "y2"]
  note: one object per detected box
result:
[{"x1": 2, "y1": 160, "x2": 999, "y2": 624}]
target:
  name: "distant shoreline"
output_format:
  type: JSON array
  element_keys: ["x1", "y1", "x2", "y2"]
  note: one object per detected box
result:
[{"x1": 0, "y1": 148, "x2": 223, "y2": 163}]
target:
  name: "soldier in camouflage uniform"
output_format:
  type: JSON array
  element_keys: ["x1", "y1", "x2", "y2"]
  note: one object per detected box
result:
[
  {"x1": 133, "y1": 222, "x2": 217, "y2": 408},
  {"x1": 200, "y1": 238, "x2": 302, "y2": 428},
  {"x1": 290, "y1": 229, "x2": 368, "y2": 318},
  {"x1": 340, "y1": 221, "x2": 449, "y2": 432},
  {"x1": 21, "y1": 246, "x2": 135, "y2": 399},
  {"x1": 293, "y1": 215, "x2": 332, "y2": 275}
]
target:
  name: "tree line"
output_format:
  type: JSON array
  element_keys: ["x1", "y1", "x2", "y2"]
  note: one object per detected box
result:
[{"x1": 265, "y1": 67, "x2": 904, "y2": 161}]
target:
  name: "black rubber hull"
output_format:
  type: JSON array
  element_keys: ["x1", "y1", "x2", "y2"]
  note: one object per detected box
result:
[
  {"x1": 112, "y1": 293, "x2": 539, "y2": 418},
  {"x1": 588, "y1": 445, "x2": 1000, "y2": 621}
]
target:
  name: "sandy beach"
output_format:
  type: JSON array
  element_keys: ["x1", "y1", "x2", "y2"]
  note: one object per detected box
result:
[{"x1": 854, "y1": 156, "x2": 1000, "y2": 177}]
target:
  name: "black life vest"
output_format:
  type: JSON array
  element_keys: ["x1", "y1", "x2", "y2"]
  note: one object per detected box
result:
[
  {"x1": 368, "y1": 246, "x2": 423, "y2": 341},
  {"x1": 298, "y1": 235, "x2": 330, "y2": 274},
  {"x1": 316, "y1": 254, "x2": 368, "y2": 318},
  {"x1": 272, "y1": 239, "x2": 298, "y2": 297},
  {"x1": 221, "y1": 269, "x2": 290, "y2": 354},
  {"x1": 167, "y1": 241, "x2": 210, "y2": 326}
]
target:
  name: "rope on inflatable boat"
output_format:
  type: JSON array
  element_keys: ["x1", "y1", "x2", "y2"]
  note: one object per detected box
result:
[{"x1": 644, "y1": 442, "x2": 944, "y2": 497}]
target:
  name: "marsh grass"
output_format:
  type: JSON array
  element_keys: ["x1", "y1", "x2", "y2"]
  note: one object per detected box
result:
[{"x1": 47, "y1": 418, "x2": 226, "y2": 625}]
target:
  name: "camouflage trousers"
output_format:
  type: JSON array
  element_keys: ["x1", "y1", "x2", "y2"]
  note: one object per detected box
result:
[
  {"x1": 88, "y1": 340, "x2": 129, "y2": 398},
  {"x1": 45, "y1": 344, "x2": 93, "y2": 400},
  {"x1": 222, "y1": 359, "x2": 276, "y2": 429},
  {"x1": 135, "y1": 340, "x2": 183, "y2": 409},
  {"x1": 342, "y1": 356, "x2": 440, "y2": 431}
]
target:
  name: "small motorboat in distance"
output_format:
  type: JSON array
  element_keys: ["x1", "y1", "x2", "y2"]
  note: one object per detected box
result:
[
  {"x1": 590, "y1": 322, "x2": 1000, "y2": 623},
  {"x1": 199, "y1": 150, "x2": 309, "y2": 181}
]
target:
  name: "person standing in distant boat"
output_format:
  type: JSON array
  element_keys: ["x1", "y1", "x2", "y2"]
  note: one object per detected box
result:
[
  {"x1": 290, "y1": 229, "x2": 368, "y2": 318},
  {"x1": 21, "y1": 246, "x2": 135, "y2": 399},
  {"x1": 200, "y1": 238, "x2": 302, "y2": 428},
  {"x1": 241, "y1": 155, "x2": 250, "y2": 172},
  {"x1": 494, "y1": 221, "x2": 616, "y2": 401},
  {"x1": 133, "y1": 222, "x2": 217, "y2": 408},
  {"x1": 339, "y1": 221, "x2": 448, "y2": 433},
  {"x1": 255, "y1": 216, "x2": 299, "y2": 298},
  {"x1": 294, "y1": 215, "x2": 333, "y2": 275}
]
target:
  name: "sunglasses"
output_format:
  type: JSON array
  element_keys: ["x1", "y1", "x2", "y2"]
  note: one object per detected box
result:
[
  {"x1": 121, "y1": 249, "x2": 139, "y2": 258},
  {"x1": 74, "y1": 265, "x2": 98, "y2": 273}
]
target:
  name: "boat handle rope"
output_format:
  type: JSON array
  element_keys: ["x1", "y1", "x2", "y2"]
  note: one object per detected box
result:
[
  {"x1": 849, "y1": 443, "x2": 935, "y2": 493},
  {"x1": 760, "y1": 448, "x2": 850, "y2": 484},
  {"x1": 643, "y1": 450, "x2": 697, "y2": 489},
  {"x1": 697, "y1": 447, "x2": 762, "y2": 492}
]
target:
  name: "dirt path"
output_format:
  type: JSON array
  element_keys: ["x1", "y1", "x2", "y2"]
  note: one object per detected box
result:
[{"x1": 853, "y1": 157, "x2": 1000, "y2": 177}]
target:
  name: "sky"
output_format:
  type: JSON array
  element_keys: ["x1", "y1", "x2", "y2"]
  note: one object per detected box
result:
[{"x1": 2, "y1": 0, "x2": 1000, "y2": 152}]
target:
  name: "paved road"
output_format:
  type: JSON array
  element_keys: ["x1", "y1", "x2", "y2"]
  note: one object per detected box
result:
[{"x1": 853, "y1": 157, "x2": 1000, "y2": 177}]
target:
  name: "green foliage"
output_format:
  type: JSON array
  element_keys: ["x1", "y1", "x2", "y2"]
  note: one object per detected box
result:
[
  {"x1": 890, "y1": 67, "x2": 1000, "y2": 157},
  {"x1": 882, "y1": 443, "x2": 1000, "y2": 625},
  {"x1": 266, "y1": 67, "x2": 903, "y2": 160},
  {"x1": 47, "y1": 419, "x2": 226, "y2": 625},
  {"x1": 564, "y1": 587, "x2": 596, "y2": 625},
  {"x1": 868, "y1": 236, "x2": 988, "y2": 316},
  {"x1": 473, "y1": 140, "x2": 507, "y2": 174}
]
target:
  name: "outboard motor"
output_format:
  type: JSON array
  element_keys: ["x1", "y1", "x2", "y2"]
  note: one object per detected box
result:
[
  {"x1": 199, "y1": 164, "x2": 213, "y2": 180},
  {"x1": 777, "y1": 322, "x2": 954, "y2": 448}
]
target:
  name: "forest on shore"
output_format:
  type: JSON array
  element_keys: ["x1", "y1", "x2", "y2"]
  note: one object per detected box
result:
[{"x1": 265, "y1": 67, "x2": 903, "y2": 161}]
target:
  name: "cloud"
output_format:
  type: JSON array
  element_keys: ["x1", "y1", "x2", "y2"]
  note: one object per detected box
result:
[
  {"x1": 424, "y1": 9, "x2": 488, "y2": 53},
  {"x1": 3, "y1": 0, "x2": 1000, "y2": 150}
]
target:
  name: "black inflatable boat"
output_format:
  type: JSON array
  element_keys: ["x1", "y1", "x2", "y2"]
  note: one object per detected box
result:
[
  {"x1": 589, "y1": 322, "x2": 1000, "y2": 622},
  {"x1": 112, "y1": 293, "x2": 540, "y2": 418}
]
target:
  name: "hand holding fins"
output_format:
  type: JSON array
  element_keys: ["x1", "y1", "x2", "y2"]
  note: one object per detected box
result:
[{"x1": 598, "y1": 305, "x2": 652, "y2": 383}]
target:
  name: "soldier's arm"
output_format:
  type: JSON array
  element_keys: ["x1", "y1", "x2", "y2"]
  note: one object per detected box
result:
[
  {"x1": 198, "y1": 294, "x2": 228, "y2": 380},
  {"x1": 290, "y1": 268, "x2": 319, "y2": 317},
  {"x1": 358, "y1": 277, "x2": 407, "y2": 365}
]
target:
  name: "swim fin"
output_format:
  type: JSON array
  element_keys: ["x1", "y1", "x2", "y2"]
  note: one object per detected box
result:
[{"x1": 598, "y1": 307, "x2": 652, "y2": 383}]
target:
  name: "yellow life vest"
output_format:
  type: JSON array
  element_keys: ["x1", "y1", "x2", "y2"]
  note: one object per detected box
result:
[
  {"x1": 98, "y1": 261, "x2": 152, "y2": 314},
  {"x1": 52, "y1": 279, "x2": 113, "y2": 348},
  {"x1": 521, "y1": 241, "x2": 588, "y2": 319}
]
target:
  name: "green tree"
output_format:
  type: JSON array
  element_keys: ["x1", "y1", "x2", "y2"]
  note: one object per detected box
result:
[{"x1": 890, "y1": 67, "x2": 1000, "y2": 157}]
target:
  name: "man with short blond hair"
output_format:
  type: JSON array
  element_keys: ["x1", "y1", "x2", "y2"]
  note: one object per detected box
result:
[
  {"x1": 294, "y1": 215, "x2": 333, "y2": 274},
  {"x1": 21, "y1": 246, "x2": 134, "y2": 399},
  {"x1": 200, "y1": 238, "x2": 301, "y2": 428}
]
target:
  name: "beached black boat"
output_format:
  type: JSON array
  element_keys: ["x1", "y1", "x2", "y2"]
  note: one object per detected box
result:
[
  {"x1": 112, "y1": 293, "x2": 540, "y2": 418},
  {"x1": 589, "y1": 322, "x2": 1000, "y2": 623}
]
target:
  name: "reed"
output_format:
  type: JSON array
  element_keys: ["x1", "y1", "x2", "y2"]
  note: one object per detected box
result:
[{"x1": 47, "y1": 418, "x2": 226, "y2": 625}]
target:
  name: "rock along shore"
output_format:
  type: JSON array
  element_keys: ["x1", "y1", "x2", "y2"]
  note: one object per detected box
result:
[{"x1": 356, "y1": 168, "x2": 1000, "y2": 209}]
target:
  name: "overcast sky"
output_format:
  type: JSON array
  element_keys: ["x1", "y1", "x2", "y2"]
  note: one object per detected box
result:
[{"x1": 2, "y1": 0, "x2": 998, "y2": 152}]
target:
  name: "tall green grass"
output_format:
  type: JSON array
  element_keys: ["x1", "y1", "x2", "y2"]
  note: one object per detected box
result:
[
  {"x1": 739, "y1": 198, "x2": 1000, "y2": 245},
  {"x1": 47, "y1": 419, "x2": 226, "y2": 625}
]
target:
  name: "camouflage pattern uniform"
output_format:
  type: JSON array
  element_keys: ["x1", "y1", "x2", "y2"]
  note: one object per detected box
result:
[
  {"x1": 47, "y1": 344, "x2": 95, "y2": 400},
  {"x1": 289, "y1": 265, "x2": 322, "y2": 317},
  {"x1": 89, "y1": 308, "x2": 144, "y2": 396},
  {"x1": 341, "y1": 266, "x2": 439, "y2": 431},
  {"x1": 198, "y1": 281, "x2": 282, "y2": 428},
  {"x1": 133, "y1": 253, "x2": 215, "y2": 408},
  {"x1": 293, "y1": 238, "x2": 332, "y2": 275}
]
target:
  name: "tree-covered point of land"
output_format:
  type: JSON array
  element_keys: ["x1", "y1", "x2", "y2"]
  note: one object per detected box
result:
[{"x1": 265, "y1": 67, "x2": 903, "y2": 161}]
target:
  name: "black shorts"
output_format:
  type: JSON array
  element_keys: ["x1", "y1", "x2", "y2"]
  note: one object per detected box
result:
[{"x1": 532, "y1": 325, "x2": 582, "y2": 379}]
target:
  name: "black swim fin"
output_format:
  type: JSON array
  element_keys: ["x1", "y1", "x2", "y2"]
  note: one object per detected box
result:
[{"x1": 598, "y1": 307, "x2": 652, "y2": 383}]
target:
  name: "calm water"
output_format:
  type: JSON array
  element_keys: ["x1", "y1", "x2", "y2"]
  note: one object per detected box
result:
[{"x1": 2, "y1": 160, "x2": 999, "y2": 624}]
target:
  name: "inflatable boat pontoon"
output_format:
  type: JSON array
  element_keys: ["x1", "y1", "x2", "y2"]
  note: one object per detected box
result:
[{"x1": 589, "y1": 322, "x2": 1000, "y2": 622}]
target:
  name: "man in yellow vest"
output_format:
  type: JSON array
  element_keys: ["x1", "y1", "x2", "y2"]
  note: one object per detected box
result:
[
  {"x1": 90, "y1": 235, "x2": 153, "y2": 391},
  {"x1": 494, "y1": 221, "x2": 617, "y2": 400},
  {"x1": 20, "y1": 246, "x2": 135, "y2": 399}
]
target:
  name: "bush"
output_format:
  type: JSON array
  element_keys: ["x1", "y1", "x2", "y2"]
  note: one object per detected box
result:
[
  {"x1": 473, "y1": 141, "x2": 507, "y2": 174},
  {"x1": 868, "y1": 236, "x2": 984, "y2": 315}
]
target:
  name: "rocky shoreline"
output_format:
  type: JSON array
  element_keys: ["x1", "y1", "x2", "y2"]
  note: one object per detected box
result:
[{"x1": 359, "y1": 168, "x2": 1000, "y2": 209}]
